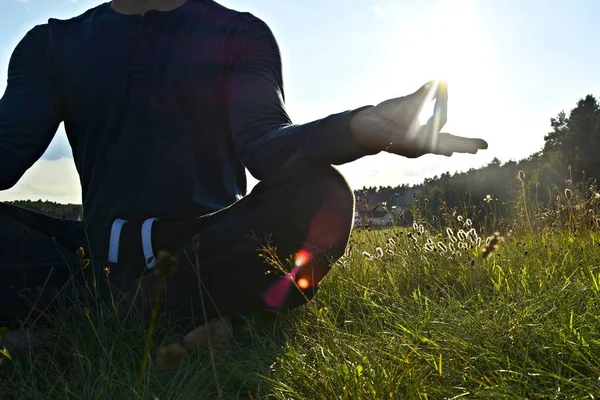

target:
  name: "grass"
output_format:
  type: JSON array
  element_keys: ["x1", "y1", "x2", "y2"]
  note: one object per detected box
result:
[{"x1": 2, "y1": 182, "x2": 600, "y2": 398}]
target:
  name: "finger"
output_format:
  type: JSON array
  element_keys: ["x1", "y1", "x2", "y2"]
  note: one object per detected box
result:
[
  {"x1": 419, "y1": 80, "x2": 448, "y2": 135},
  {"x1": 436, "y1": 133, "x2": 488, "y2": 154},
  {"x1": 433, "y1": 80, "x2": 448, "y2": 131},
  {"x1": 404, "y1": 80, "x2": 438, "y2": 113},
  {"x1": 407, "y1": 80, "x2": 437, "y2": 101}
]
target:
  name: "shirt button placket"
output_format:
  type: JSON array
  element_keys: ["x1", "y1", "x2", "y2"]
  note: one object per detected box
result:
[{"x1": 132, "y1": 16, "x2": 152, "y2": 83}]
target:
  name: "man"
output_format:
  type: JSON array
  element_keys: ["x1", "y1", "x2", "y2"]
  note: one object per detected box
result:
[{"x1": 0, "y1": 0, "x2": 487, "y2": 351}]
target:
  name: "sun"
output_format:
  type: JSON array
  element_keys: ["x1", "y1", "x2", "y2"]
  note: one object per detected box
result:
[{"x1": 412, "y1": 0, "x2": 494, "y2": 126}]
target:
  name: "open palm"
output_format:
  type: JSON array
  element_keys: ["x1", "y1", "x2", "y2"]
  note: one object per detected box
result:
[{"x1": 351, "y1": 80, "x2": 488, "y2": 158}]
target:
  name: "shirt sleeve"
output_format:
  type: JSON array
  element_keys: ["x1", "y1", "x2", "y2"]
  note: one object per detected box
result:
[
  {"x1": 227, "y1": 14, "x2": 378, "y2": 180},
  {"x1": 0, "y1": 24, "x2": 63, "y2": 190}
]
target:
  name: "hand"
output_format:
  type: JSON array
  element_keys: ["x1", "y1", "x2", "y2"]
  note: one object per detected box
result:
[{"x1": 350, "y1": 80, "x2": 488, "y2": 158}]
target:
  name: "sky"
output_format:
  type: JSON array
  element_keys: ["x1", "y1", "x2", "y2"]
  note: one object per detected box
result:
[{"x1": 1, "y1": 0, "x2": 599, "y2": 204}]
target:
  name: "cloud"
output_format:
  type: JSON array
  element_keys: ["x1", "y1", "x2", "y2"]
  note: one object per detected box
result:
[{"x1": 0, "y1": 158, "x2": 81, "y2": 203}]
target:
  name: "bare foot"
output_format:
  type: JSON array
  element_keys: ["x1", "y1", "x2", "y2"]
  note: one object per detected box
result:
[{"x1": 182, "y1": 316, "x2": 233, "y2": 351}]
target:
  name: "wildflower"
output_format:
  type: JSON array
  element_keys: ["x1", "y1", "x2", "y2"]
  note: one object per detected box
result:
[
  {"x1": 155, "y1": 251, "x2": 178, "y2": 279},
  {"x1": 484, "y1": 194, "x2": 492, "y2": 203},
  {"x1": 467, "y1": 229, "x2": 478, "y2": 244},
  {"x1": 375, "y1": 247, "x2": 384, "y2": 258},
  {"x1": 482, "y1": 232, "x2": 501, "y2": 260},
  {"x1": 446, "y1": 228, "x2": 457, "y2": 243},
  {"x1": 80, "y1": 258, "x2": 90, "y2": 270},
  {"x1": 76, "y1": 247, "x2": 85, "y2": 258},
  {"x1": 157, "y1": 343, "x2": 189, "y2": 371},
  {"x1": 564, "y1": 188, "x2": 573, "y2": 200}
]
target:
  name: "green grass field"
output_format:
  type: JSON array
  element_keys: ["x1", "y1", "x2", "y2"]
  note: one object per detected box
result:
[{"x1": 2, "y1": 188, "x2": 600, "y2": 399}]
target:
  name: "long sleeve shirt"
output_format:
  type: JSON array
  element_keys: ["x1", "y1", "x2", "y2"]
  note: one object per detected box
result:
[{"x1": 0, "y1": 0, "x2": 376, "y2": 223}]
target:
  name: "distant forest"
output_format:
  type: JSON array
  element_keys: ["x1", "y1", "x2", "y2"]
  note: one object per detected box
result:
[{"x1": 7, "y1": 94, "x2": 599, "y2": 226}]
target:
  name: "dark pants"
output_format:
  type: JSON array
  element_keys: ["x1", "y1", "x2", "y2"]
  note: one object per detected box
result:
[{"x1": 0, "y1": 162, "x2": 354, "y2": 332}]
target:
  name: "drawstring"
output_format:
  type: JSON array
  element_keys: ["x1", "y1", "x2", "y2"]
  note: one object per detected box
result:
[
  {"x1": 141, "y1": 217, "x2": 160, "y2": 269},
  {"x1": 108, "y1": 218, "x2": 128, "y2": 264},
  {"x1": 107, "y1": 217, "x2": 160, "y2": 269}
]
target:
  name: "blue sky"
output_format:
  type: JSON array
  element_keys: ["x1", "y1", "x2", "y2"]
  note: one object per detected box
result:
[{"x1": 1, "y1": 0, "x2": 599, "y2": 203}]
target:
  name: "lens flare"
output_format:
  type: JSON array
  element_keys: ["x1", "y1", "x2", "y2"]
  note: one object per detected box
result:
[
  {"x1": 294, "y1": 249, "x2": 311, "y2": 267},
  {"x1": 297, "y1": 277, "x2": 310, "y2": 290}
]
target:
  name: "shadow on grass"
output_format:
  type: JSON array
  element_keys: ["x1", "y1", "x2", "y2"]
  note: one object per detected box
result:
[{"x1": 0, "y1": 286, "x2": 292, "y2": 399}]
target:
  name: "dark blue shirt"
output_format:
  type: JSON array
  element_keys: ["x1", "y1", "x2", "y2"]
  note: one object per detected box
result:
[{"x1": 0, "y1": 0, "x2": 374, "y2": 223}]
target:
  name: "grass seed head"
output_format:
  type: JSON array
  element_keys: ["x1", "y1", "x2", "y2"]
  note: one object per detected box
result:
[
  {"x1": 155, "y1": 251, "x2": 178, "y2": 279},
  {"x1": 482, "y1": 232, "x2": 501, "y2": 260}
]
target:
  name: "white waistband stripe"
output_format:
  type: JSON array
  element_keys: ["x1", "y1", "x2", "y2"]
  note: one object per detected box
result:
[{"x1": 108, "y1": 218, "x2": 128, "y2": 264}]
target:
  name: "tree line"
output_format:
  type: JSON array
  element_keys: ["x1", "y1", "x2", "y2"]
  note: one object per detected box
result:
[{"x1": 355, "y1": 94, "x2": 600, "y2": 228}]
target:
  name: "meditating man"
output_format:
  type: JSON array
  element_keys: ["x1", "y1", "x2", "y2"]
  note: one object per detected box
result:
[{"x1": 0, "y1": 0, "x2": 487, "y2": 350}]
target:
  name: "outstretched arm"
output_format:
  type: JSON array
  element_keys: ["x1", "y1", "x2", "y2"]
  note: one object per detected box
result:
[
  {"x1": 227, "y1": 15, "x2": 487, "y2": 181},
  {"x1": 0, "y1": 25, "x2": 63, "y2": 190}
]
